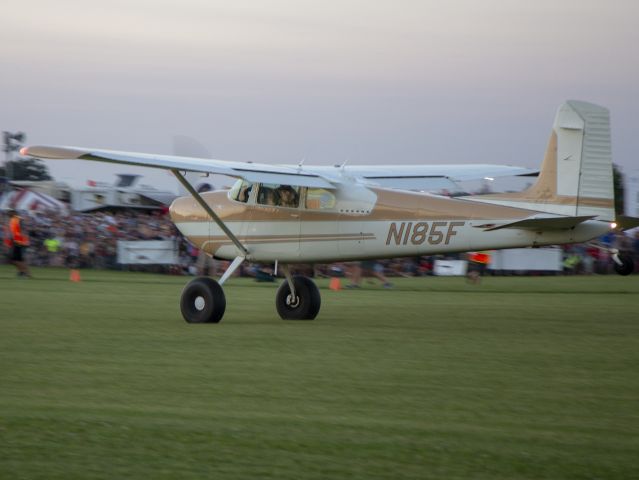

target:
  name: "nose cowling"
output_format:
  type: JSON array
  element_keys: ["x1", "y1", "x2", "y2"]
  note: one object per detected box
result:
[
  {"x1": 169, "y1": 195, "x2": 202, "y2": 223},
  {"x1": 169, "y1": 191, "x2": 239, "y2": 224}
]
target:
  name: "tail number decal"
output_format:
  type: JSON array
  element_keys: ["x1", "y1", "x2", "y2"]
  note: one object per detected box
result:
[{"x1": 386, "y1": 221, "x2": 465, "y2": 246}]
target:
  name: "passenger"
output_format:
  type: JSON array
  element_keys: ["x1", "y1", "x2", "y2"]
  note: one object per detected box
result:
[
  {"x1": 278, "y1": 186, "x2": 298, "y2": 208},
  {"x1": 261, "y1": 188, "x2": 279, "y2": 206}
]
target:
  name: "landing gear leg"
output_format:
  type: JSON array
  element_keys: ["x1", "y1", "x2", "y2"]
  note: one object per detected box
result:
[{"x1": 276, "y1": 265, "x2": 321, "y2": 320}]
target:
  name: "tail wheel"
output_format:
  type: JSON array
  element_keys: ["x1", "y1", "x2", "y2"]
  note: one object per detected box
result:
[
  {"x1": 276, "y1": 276, "x2": 321, "y2": 320},
  {"x1": 180, "y1": 277, "x2": 226, "y2": 323},
  {"x1": 614, "y1": 253, "x2": 634, "y2": 276}
]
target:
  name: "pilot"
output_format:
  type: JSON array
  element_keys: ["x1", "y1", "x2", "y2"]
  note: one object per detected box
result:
[
  {"x1": 238, "y1": 183, "x2": 252, "y2": 203},
  {"x1": 278, "y1": 186, "x2": 298, "y2": 208}
]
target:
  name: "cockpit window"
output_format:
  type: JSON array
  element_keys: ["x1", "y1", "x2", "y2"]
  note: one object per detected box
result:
[
  {"x1": 306, "y1": 188, "x2": 336, "y2": 210},
  {"x1": 229, "y1": 179, "x2": 253, "y2": 203},
  {"x1": 257, "y1": 183, "x2": 300, "y2": 208}
]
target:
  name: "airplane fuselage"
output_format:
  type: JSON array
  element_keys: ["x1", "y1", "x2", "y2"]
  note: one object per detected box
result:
[{"x1": 170, "y1": 186, "x2": 609, "y2": 263}]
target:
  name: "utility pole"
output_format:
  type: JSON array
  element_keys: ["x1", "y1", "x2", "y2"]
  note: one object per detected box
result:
[{"x1": 2, "y1": 131, "x2": 26, "y2": 181}]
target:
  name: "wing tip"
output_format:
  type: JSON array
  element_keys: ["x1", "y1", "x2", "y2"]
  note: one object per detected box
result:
[{"x1": 20, "y1": 145, "x2": 85, "y2": 160}]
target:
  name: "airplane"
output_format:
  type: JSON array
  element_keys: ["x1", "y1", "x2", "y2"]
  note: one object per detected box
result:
[{"x1": 22, "y1": 100, "x2": 638, "y2": 324}]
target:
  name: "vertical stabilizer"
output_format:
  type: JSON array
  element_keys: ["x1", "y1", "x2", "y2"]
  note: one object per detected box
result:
[{"x1": 467, "y1": 101, "x2": 615, "y2": 221}]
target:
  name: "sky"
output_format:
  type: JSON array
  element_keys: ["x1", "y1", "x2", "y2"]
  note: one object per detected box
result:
[{"x1": 1, "y1": 0, "x2": 638, "y2": 192}]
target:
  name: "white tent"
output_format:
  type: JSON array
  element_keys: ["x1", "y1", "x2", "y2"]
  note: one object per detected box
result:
[{"x1": 0, "y1": 188, "x2": 68, "y2": 213}]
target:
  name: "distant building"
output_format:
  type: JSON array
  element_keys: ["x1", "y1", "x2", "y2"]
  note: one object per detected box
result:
[
  {"x1": 68, "y1": 174, "x2": 177, "y2": 212},
  {"x1": 5, "y1": 174, "x2": 182, "y2": 212}
]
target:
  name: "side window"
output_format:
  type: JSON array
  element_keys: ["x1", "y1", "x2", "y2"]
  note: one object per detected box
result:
[
  {"x1": 229, "y1": 179, "x2": 253, "y2": 203},
  {"x1": 257, "y1": 184, "x2": 300, "y2": 208},
  {"x1": 305, "y1": 188, "x2": 336, "y2": 210}
]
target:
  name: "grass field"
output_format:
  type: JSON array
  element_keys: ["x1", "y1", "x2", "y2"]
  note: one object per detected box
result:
[{"x1": 1, "y1": 265, "x2": 638, "y2": 479}]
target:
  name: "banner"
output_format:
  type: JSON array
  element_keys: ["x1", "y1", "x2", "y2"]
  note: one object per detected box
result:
[
  {"x1": 117, "y1": 240, "x2": 178, "y2": 265},
  {"x1": 433, "y1": 260, "x2": 468, "y2": 276},
  {"x1": 488, "y1": 248, "x2": 562, "y2": 271}
]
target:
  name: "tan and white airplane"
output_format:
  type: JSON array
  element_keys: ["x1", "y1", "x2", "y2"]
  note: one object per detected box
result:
[{"x1": 22, "y1": 100, "x2": 638, "y2": 323}]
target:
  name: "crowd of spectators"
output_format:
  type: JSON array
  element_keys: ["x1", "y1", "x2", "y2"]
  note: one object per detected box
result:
[
  {"x1": 1, "y1": 209, "x2": 184, "y2": 271},
  {"x1": 2, "y1": 208, "x2": 638, "y2": 277}
]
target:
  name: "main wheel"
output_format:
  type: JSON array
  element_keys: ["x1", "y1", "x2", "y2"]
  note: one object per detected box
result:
[
  {"x1": 180, "y1": 277, "x2": 226, "y2": 323},
  {"x1": 276, "y1": 276, "x2": 321, "y2": 320},
  {"x1": 613, "y1": 253, "x2": 634, "y2": 276}
]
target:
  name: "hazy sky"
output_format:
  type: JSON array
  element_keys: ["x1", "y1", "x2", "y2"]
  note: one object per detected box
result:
[{"x1": 1, "y1": 0, "x2": 638, "y2": 191}]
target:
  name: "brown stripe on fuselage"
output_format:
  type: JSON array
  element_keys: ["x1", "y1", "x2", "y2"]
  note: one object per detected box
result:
[
  {"x1": 193, "y1": 233, "x2": 377, "y2": 256},
  {"x1": 195, "y1": 233, "x2": 376, "y2": 244}
]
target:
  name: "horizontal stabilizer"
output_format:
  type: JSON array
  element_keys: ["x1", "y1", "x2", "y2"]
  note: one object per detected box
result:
[
  {"x1": 484, "y1": 215, "x2": 596, "y2": 231},
  {"x1": 617, "y1": 215, "x2": 639, "y2": 231}
]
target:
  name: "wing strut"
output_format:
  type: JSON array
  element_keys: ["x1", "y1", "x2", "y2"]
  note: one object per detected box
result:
[{"x1": 171, "y1": 169, "x2": 249, "y2": 256}]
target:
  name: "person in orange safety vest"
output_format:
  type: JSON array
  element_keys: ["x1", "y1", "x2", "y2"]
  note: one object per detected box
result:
[
  {"x1": 5, "y1": 209, "x2": 32, "y2": 278},
  {"x1": 466, "y1": 251, "x2": 491, "y2": 284}
]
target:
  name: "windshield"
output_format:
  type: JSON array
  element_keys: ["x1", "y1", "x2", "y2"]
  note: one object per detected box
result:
[{"x1": 228, "y1": 179, "x2": 254, "y2": 203}]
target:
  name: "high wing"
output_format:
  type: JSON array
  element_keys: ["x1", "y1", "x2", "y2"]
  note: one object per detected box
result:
[
  {"x1": 21, "y1": 145, "x2": 537, "y2": 190},
  {"x1": 21, "y1": 145, "x2": 335, "y2": 189}
]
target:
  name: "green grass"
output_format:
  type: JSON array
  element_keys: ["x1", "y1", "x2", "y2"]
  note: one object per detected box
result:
[{"x1": 1, "y1": 266, "x2": 638, "y2": 479}]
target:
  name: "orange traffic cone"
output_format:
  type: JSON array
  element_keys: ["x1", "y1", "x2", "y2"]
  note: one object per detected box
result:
[
  {"x1": 329, "y1": 277, "x2": 341, "y2": 291},
  {"x1": 69, "y1": 269, "x2": 81, "y2": 282}
]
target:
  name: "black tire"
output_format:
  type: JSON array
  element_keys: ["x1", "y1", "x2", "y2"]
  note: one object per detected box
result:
[
  {"x1": 276, "y1": 276, "x2": 321, "y2": 320},
  {"x1": 180, "y1": 277, "x2": 226, "y2": 323},
  {"x1": 614, "y1": 254, "x2": 634, "y2": 276}
]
